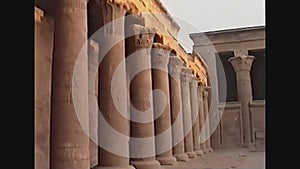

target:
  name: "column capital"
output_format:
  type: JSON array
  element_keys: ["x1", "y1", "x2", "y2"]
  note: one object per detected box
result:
[
  {"x1": 190, "y1": 76, "x2": 198, "y2": 88},
  {"x1": 127, "y1": 24, "x2": 156, "y2": 51},
  {"x1": 203, "y1": 91, "x2": 209, "y2": 98},
  {"x1": 56, "y1": 0, "x2": 87, "y2": 9},
  {"x1": 89, "y1": 0, "x2": 129, "y2": 35},
  {"x1": 168, "y1": 55, "x2": 183, "y2": 78},
  {"x1": 180, "y1": 67, "x2": 193, "y2": 82},
  {"x1": 204, "y1": 86, "x2": 211, "y2": 92},
  {"x1": 229, "y1": 55, "x2": 256, "y2": 72},
  {"x1": 198, "y1": 85, "x2": 205, "y2": 92},
  {"x1": 92, "y1": 0, "x2": 130, "y2": 11},
  {"x1": 151, "y1": 43, "x2": 171, "y2": 67}
]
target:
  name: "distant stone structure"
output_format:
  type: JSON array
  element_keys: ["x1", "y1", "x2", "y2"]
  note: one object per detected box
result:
[{"x1": 190, "y1": 26, "x2": 265, "y2": 149}]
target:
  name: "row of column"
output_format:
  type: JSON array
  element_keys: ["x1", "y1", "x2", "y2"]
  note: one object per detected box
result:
[{"x1": 49, "y1": 0, "x2": 214, "y2": 169}]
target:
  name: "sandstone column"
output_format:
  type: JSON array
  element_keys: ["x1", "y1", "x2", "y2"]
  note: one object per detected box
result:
[
  {"x1": 88, "y1": 40, "x2": 99, "y2": 168},
  {"x1": 180, "y1": 67, "x2": 197, "y2": 158},
  {"x1": 229, "y1": 55, "x2": 255, "y2": 148},
  {"x1": 151, "y1": 43, "x2": 177, "y2": 165},
  {"x1": 90, "y1": 1, "x2": 134, "y2": 169},
  {"x1": 198, "y1": 85, "x2": 209, "y2": 154},
  {"x1": 127, "y1": 24, "x2": 162, "y2": 169},
  {"x1": 203, "y1": 89, "x2": 214, "y2": 152},
  {"x1": 190, "y1": 77, "x2": 203, "y2": 156},
  {"x1": 168, "y1": 56, "x2": 189, "y2": 162},
  {"x1": 51, "y1": 0, "x2": 90, "y2": 168}
]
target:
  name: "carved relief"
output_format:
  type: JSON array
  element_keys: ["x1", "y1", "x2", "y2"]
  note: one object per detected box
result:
[
  {"x1": 127, "y1": 24, "x2": 156, "y2": 50},
  {"x1": 151, "y1": 43, "x2": 171, "y2": 67}
]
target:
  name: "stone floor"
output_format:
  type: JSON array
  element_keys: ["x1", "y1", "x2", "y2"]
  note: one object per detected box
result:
[{"x1": 164, "y1": 148, "x2": 265, "y2": 169}]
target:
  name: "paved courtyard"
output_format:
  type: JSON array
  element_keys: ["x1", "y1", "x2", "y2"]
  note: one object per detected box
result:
[{"x1": 164, "y1": 148, "x2": 265, "y2": 169}]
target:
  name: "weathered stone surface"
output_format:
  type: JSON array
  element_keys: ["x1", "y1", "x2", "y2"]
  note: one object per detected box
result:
[
  {"x1": 203, "y1": 89, "x2": 214, "y2": 153},
  {"x1": 229, "y1": 55, "x2": 256, "y2": 149},
  {"x1": 35, "y1": 6, "x2": 54, "y2": 169},
  {"x1": 168, "y1": 56, "x2": 189, "y2": 162},
  {"x1": 88, "y1": 40, "x2": 99, "y2": 168},
  {"x1": 50, "y1": 0, "x2": 90, "y2": 168},
  {"x1": 88, "y1": 1, "x2": 133, "y2": 168},
  {"x1": 180, "y1": 67, "x2": 197, "y2": 158},
  {"x1": 152, "y1": 43, "x2": 177, "y2": 165},
  {"x1": 127, "y1": 24, "x2": 162, "y2": 169},
  {"x1": 189, "y1": 77, "x2": 203, "y2": 156},
  {"x1": 190, "y1": 27, "x2": 265, "y2": 149},
  {"x1": 198, "y1": 85, "x2": 209, "y2": 154}
]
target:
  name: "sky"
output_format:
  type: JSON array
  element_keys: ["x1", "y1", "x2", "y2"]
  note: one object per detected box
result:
[{"x1": 160, "y1": 0, "x2": 265, "y2": 52}]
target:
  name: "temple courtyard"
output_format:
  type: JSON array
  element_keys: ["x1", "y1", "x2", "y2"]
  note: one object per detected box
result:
[{"x1": 166, "y1": 148, "x2": 265, "y2": 169}]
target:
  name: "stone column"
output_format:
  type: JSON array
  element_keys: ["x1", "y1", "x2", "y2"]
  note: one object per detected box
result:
[
  {"x1": 88, "y1": 40, "x2": 99, "y2": 168},
  {"x1": 127, "y1": 24, "x2": 162, "y2": 169},
  {"x1": 198, "y1": 85, "x2": 209, "y2": 154},
  {"x1": 190, "y1": 77, "x2": 203, "y2": 156},
  {"x1": 229, "y1": 55, "x2": 256, "y2": 148},
  {"x1": 203, "y1": 89, "x2": 214, "y2": 153},
  {"x1": 151, "y1": 43, "x2": 177, "y2": 165},
  {"x1": 168, "y1": 56, "x2": 189, "y2": 162},
  {"x1": 180, "y1": 67, "x2": 197, "y2": 158},
  {"x1": 90, "y1": 1, "x2": 134, "y2": 169},
  {"x1": 51, "y1": 0, "x2": 90, "y2": 168}
]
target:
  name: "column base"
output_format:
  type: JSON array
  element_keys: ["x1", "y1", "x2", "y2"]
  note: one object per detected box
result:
[
  {"x1": 186, "y1": 151, "x2": 197, "y2": 158},
  {"x1": 174, "y1": 153, "x2": 190, "y2": 162},
  {"x1": 242, "y1": 143, "x2": 256, "y2": 149},
  {"x1": 93, "y1": 166, "x2": 136, "y2": 169},
  {"x1": 208, "y1": 147, "x2": 214, "y2": 152},
  {"x1": 202, "y1": 148, "x2": 209, "y2": 154},
  {"x1": 130, "y1": 160, "x2": 162, "y2": 169},
  {"x1": 156, "y1": 156, "x2": 177, "y2": 165},
  {"x1": 195, "y1": 150, "x2": 204, "y2": 156}
]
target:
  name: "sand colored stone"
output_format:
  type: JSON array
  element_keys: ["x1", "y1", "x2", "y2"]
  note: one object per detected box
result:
[
  {"x1": 229, "y1": 55, "x2": 256, "y2": 149},
  {"x1": 168, "y1": 56, "x2": 190, "y2": 162},
  {"x1": 152, "y1": 43, "x2": 177, "y2": 165},
  {"x1": 189, "y1": 77, "x2": 203, "y2": 156},
  {"x1": 50, "y1": 0, "x2": 90, "y2": 168},
  {"x1": 126, "y1": 24, "x2": 162, "y2": 169},
  {"x1": 180, "y1": 67, "x2": 197, "y2": 159}
]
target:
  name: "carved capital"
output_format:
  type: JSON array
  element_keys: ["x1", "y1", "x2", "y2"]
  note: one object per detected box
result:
[
  {"x1": 190, "y1": 77, "x2": 198, "y2": 88},
  {"x1": 198, "y1": 85, "x2": 205, "y2": 93},
  {"x1": 229, "y1": 55, "x2": 255, "y2": 72},
  {"x1": 151, "y1": 43, "x2": 171, "y2": 67},
  {"x1": 127, "y1": 24, "x2": 156, "y2": 50},
  {"x1": 89, "y1": 0, "x2": 129, "y2": 35},
  {"x1": 168, "y1": 55, "x2": 183, "y2": 78},
  {"x1": 180, "y1": 67, "x2": 193, "y2": 82},
  {"x1": 57, "y1": 0, "x2": 87, "y2": 10},
  {"x1": 203, "y1": 91, "x2": 209, "y2": 98}
]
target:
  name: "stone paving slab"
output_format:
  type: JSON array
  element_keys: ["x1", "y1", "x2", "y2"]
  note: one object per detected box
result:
[{"x1": 163, "y1": 148, "x2": 265, "y2": 169}]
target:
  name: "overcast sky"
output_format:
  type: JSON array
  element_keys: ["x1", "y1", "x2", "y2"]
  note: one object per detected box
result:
[{"x1": 160, "y1": 0, "x2": 265, "y2": 52}]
